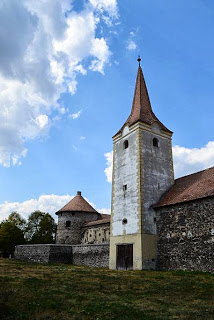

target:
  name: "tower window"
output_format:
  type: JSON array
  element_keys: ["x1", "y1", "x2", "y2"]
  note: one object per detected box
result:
[
  {"x1": 153, "y1": 138, "x2": 159, "y2": 147},
  {"x1": 124, "y1": 140, "x2": 129, "y2": 149},
  {"x1": 65, "y1": 221, "x2": 71, "y2": 227},
  {"x1": 123, "y1": 184, "x2": 127, "y2": 191},
  {"x1": 122, "y1": 218, "x2": 128, "y2": 225}
]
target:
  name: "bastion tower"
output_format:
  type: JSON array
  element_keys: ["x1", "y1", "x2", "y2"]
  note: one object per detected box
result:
[{"x1": 109, "y1": 58, "x2": 174, "y2": 270}]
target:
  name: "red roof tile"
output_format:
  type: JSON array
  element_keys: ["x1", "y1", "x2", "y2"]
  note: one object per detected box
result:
[
  {"x1": 114, "y1": 65, "x2": 172, "y2": 137},
  {"x1": 155, "y1": 166, "x2": 214, "y2": 208},
  {"x1": 56, "y1": 191, "x2": 98, "y2": 214}
]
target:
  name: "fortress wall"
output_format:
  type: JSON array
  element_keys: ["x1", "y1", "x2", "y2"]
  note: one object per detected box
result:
[
  {"x1": 14, "y1": 243, "x2": 109, "y2": 268},
  {"x1": 72, "y1": 243, "x2": 109, "y2": 268},
  {"x1": 156, "y1": 197, "x2": 214, "y2": 273}
]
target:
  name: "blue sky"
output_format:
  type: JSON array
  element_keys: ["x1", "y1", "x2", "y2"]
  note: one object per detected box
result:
[{"x1": 0, "y1": 0, "x2": 214, "y2": 221}]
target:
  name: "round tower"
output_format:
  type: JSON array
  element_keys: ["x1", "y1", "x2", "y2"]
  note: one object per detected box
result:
[{"x1": 56, "y1": 191, "x2": 100, "y2": 244}]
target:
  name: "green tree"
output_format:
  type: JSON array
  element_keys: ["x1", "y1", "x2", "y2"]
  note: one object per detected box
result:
[
  {"x1": 25, "y1": 211, "x2": 56, "y2": 244},
  {"x1": 0, "y1": 221, "x2": 25, "y2": 257},
  {"x1": 8, "y1": 212, "x2": 26, "y2": 230}
]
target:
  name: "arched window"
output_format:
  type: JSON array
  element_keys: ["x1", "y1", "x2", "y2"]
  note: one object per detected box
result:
[
  {"x1": 153, "y1": 138, "x2": 159, "y2": 147},
  {"x1": 124, "y1": 140, "x2": 129, "y2": 149},
  {"x1": 66, "y1": 221, "x2": 71, "y2": 227}
]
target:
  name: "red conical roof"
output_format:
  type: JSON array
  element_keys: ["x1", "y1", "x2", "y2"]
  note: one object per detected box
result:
[
  {"x1": 56, "y1": 191, "x2": 98, "y2": 214},
  {"x1": 114, "y1": 64, "x2": 172, "y2": 136}
]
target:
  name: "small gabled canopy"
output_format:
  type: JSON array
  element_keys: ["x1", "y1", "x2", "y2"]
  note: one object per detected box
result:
[
  {"x1": 114, "y1": 60, "x2": 172, "y2": 137},
  {"x1": 56, "y1": 191, "x2": 98, "y2": 215}
]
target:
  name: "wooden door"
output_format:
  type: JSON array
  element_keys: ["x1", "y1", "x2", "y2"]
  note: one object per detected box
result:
[{"x1": 116, "y1": 244, "x2": 133, "y2": 270}]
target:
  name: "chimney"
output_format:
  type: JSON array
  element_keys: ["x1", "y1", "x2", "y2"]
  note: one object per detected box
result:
[{"x1": 77, "y1": 191, "x2": 81, "y2": 196}]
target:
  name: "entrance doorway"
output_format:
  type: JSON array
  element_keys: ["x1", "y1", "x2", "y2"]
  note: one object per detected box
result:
[{"x1": 116, "y1": 244, "x2": 133, "y2": 270}]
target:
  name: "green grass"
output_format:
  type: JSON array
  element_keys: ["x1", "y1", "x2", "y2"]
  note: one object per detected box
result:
[{"x1": 0, "y1": 259, "x2": 213, "y2": 320}]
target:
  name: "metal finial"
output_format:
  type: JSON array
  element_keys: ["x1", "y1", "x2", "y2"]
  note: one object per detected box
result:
[{"x1": 137, "y1": 55, "x2": 141, "y2": 66}]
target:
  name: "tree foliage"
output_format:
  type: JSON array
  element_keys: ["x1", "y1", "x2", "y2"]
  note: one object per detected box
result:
[
  {"x1": 25, "y1": 211, "x2": 56, "y2": 244},
  {"x1": 0, "y1": 210, "x2": 57, "y2": 256},
  {"x1": 0, "y1": 221, "x2": 25, "y2": 257},
  {"x1": 8, "y1": 212, "x2": 26, "y2": 230}
]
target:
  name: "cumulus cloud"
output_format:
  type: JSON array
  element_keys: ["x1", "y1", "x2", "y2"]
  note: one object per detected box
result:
[
  {"x1": 104, "y1": 151, "x2": 113, "y2": 183},
  {"x1": 127, "y1": 40, "x2": 137, "y2": 50},
  {"x1": 172, "y1": 141, "x2": 214, "y2": 178},
  {"x1": 104, "y1": 141, "x2": 214, "y2": 183},
  {"x1": 0, "y1": 0, "x2": 118, "y2": 167},
  {"x1": 0, "y1": 193, "x2": 110, "y2": 222}
]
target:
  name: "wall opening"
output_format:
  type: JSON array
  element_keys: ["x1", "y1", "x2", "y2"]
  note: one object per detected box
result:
[
  {"x1": 65, "y1": 221, "x2": 71, "y2": 227},
  {"x1": 124, "y1": 140, "x2": 129, "y2": 149},
  {"x1": 122, "y1": 218, "x2": 128, "y2": 225},
  {"x1": 153, "y1": 138, "x2": 159, "y2": 147}
]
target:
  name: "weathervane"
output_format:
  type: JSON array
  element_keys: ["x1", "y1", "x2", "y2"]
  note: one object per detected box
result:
[{"x1": 137, "y1": 55, "x2": 141, "y2": 66}]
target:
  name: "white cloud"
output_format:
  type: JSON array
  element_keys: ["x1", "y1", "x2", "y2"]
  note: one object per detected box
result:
[
  {"x1": 0, "y1": 193, "x2": 110, "y2": 222},
  {"x1": 104, "y1": 141, "x2": 214, "y2": 183},
  {"x1": 80, "y1": 136, "x2": 86, "y2": 140},
  {"x1": 89, "y1": 0, "x2": 118, "y2": 18},
  {"x1": 70, "y1": 110, "x2": 82, "y2": 120},
  {"x1": 0, "y1": 0, "x2": 118, "y2": 167},
  {"x1": 104, "y1": 151, "x2": 113, "y2": 183},
  {"x1": 127, "y1": 40, "x2": 137, "y2": 50},
  {"x1": 172, "y1": 141, "x2": 214, "y2": 178}
]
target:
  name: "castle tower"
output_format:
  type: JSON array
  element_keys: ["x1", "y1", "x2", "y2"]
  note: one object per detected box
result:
[
  {"x1": 56, "y1": 191, "x2": 100, "y2": 244},
  {"x1": 109, "y1": 59, "x2": 174, "y2": 270}
]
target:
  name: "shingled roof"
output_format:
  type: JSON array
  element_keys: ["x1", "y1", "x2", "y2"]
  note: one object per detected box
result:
[
  {"x1": 114, "y1": 63, "x2": 172, "y2": 137},
  {"x1": 83, "y1": 216, "x2": 110, "y2": 227},
  {"x1": 56, "y1": 191, "x2": 98, "y2": 214},
  {"x1": 155, "y1": 166, "x2": 214, "y2": 208}
]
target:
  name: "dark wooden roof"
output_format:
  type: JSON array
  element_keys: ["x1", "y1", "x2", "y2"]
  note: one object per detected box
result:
[
  {"x1": 83, "y1": 216, "x2": 110, "y2": 227},
  {"x1": 155, "y1": 166, "x2": 214, "y2": 208},
  {"x1": 114, "y1": 65, "x2": 172, "y2": 137},
  {"x1": 56, "y1": 191, "x2": 98, "y2": 214}
]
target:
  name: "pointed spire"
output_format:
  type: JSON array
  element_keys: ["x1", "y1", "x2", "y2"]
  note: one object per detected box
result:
[{"x1": 114, "y1": 58, "x2": 172, "y2": 136}]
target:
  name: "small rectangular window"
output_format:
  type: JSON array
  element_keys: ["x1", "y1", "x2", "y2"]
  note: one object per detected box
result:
[
  {"x1": 66, "y1": 221, "x2": 71, "y2": 227},
  {"x1": 123, "y1": 184, "x2": 127, "y2": 191}
]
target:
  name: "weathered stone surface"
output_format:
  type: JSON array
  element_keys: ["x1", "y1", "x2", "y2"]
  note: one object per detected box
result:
[
  {"x1": 156, "y1": 197, "x2": 214, "y2": 273},
  {"x1": 82, "y1": 225, "x2": 110, "y2": 244},
  {"x1": 56, "y1": 211, "x2": 99, "y2": 245},
  {"x1": 14, "y1": 243, "x2": 109, "y2": 268},
  {"x1": 14, "y1": 244, "x2": 73, "y2": 264},
  {"x1": 72, "y1": 244, "x2": 109, "y2": 268}
]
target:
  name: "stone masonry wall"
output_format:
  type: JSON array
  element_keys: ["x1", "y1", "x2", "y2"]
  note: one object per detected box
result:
[
  {"x1": 72, "y1": 244, "x2": 109, "y2": 268},
  {"x1": 81, "y1": 224, "x2": 110, "y2": 244},
  {"x1": 14, "y1": 244, "x2": 73, "y2": 264},
  {"x1": 14, "y1": 243, "x2": 109, "y2": 268},
  {"x1": 156, "y1": 197, "x2": 214, "y2": 273}
]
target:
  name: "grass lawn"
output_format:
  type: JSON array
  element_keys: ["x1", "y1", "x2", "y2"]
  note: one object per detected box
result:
[{"x1": 0, "y1": 259, "x2": 213, "y2": 320}]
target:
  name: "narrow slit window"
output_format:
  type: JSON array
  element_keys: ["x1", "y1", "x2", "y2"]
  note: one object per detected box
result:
[
  {"x1": 124, "y1": 140, "x2": 129, "y2": 149},
  {"x1": 123, "y1": 184, "x2": 127, "y2": 191},
  {"x1": 153, "y1": 138, "x2": 159, "y2": 147}
]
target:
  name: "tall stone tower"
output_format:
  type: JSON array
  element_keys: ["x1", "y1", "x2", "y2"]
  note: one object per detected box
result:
[{"x1": 109, "y1": 59, "x2": 174, "y2": 270}]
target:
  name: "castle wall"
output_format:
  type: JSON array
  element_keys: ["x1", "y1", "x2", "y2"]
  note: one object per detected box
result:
[
  {"x1": 81, "y1": 224, "x2": 110, "y2": 244},
  {"x1": 14, "y1": 244, "x2": 73, "y2": 264},
  {"x1": 72, "y1": 244, "x2": 109, "y2": 268},
  {"x1": 156, "y1": 197, "x2": 214, "y2": 273},
  {"x1": 14, "y1": 243, "x2": 109, "y2": 268}
]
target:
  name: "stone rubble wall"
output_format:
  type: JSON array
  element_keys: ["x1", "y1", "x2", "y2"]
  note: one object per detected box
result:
[
  {"x1": 156, "y1": 197, "x2": 214, "y2": 273},
  {"x1": 72, "y1": 243, "x2": 109, "y2": 268},
  {"x1": 14, "y1": 243, "x2": 109, "y2": 268}
]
